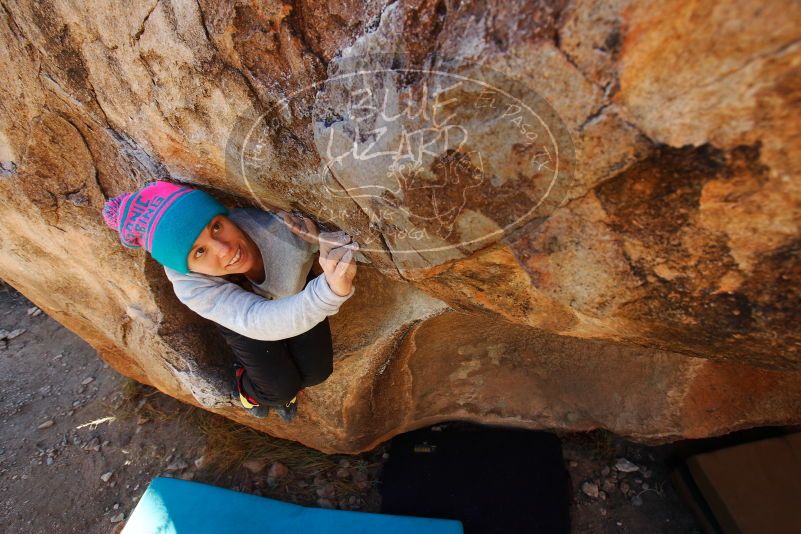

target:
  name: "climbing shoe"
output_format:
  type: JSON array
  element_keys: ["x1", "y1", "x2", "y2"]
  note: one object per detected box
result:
[
  {"x1": 276, "y1": 396, "x2": 298, "y2": 423},
  {"x1": 231, "y1": 366, "x2": 268, "y2": 418}
]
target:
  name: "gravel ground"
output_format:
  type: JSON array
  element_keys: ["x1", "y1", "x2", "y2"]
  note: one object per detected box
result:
[
  {"x1": 561, "y1": 431, "x2": 700, "y2": 533},
  {"x1": 0, "y1": 284, "x2": 698, "y2": 533}
]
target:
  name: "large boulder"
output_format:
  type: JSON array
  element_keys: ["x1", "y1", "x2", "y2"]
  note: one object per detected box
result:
[{"x1": 0, "y1": 0, "x2": 798, "y2": 453}]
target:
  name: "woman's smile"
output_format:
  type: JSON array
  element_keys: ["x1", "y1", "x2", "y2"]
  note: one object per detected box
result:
[
  {"x1": 226, "y1": 247, "x2": 242, "y2": 267},
  {"x1": 226, "y1": 245, "x2": 243, "y2": 268}
]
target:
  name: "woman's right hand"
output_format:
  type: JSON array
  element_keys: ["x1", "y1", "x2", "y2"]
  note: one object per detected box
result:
[{"x1": 318, "y1": 231, "x2": 358, "y2": 297}]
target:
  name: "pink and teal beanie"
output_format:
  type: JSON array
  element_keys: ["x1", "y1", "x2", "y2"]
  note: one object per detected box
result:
[{"x1": 102, "y1": 180, "x2": 228, "y2": 274}]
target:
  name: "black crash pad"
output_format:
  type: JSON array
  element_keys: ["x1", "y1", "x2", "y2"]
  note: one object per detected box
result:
[{"x1": 380, "y1": 423, "x2": 571, "y2": 534}]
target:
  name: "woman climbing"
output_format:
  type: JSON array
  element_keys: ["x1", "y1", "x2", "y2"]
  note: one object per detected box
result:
[{"x1": 101, "y1": 180, "x2": 359, "y2": 422}]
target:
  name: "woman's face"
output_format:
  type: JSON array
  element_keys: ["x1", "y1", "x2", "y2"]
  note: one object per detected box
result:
[{"x1": 187, "y1": 215, "x2": 260, "y2": 277}]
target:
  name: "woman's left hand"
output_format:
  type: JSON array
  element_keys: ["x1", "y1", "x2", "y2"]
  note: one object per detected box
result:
[{"x1": 279, "y1": 210, "x2": 319, "y2": 245}]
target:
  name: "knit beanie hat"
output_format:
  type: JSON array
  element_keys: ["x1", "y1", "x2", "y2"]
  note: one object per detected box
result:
[{"x1": 102, "y1": 180, "x2": 229, "y2": 274}]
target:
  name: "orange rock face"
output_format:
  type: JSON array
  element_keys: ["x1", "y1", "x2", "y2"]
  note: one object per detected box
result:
[{"x1": 0, "y1": 0, "x2": 799, "y2": 453}]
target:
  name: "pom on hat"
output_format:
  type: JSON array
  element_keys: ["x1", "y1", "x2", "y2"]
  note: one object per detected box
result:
[{"x1": 102, "y1": 193, "x2": 131, "y2": 230}]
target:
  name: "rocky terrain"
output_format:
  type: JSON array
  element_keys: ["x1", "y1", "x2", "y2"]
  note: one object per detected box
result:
[
  {"x1": 0, "y1": 285, "x2": 698, "y2": 533},
  {"x1": 0, "y1": 286, "x2": 385, "y2": 533},
  {"x1": 0, "y1": 0, "x2": 799, "y2": 453}
]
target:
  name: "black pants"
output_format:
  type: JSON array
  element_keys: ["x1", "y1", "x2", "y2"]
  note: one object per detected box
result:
[{"x1": 216, "y1": 275, "x2": 334, "y2": 406}]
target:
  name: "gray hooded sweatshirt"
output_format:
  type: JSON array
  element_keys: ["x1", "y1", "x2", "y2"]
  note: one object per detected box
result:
[{"x1": 164, "y1": 207, "x2": 354, "y2": 340}]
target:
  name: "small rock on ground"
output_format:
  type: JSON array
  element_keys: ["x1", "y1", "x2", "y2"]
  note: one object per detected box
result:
[
  {"x1": 242, "y1": 459, "x2": 267, "y2": 474},
  {"x1": 267, "y1": 462, "x2": 289, "y2": 480},
  {"x1": 317, "y1": 498, "x2": 335, "y2": 509},
  {"x1": 614, "y1": 458, "x2": 640, "y2": 473},
  {"x1": 581, "y1": 481, "x2": 600, "y2": 498},
  {"x1": 165, "y1": 459, "x2": 188, "y2": 472}
]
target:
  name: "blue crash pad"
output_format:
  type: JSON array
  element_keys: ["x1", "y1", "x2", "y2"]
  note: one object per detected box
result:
[{"x1": 122, "y1": 477, "x2": 463, "y2": 534}]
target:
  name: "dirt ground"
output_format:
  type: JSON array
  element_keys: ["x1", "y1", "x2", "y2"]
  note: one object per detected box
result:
[
  {"x1": 0, "y1": 284, "x2": 699, "y2": 533},
  {"x1": 560, "y1": 432, "x2": 700, "y2": 533}
]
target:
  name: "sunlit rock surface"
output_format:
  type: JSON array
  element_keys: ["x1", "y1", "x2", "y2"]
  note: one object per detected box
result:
[{"x1": 0, "y1": 0, "x2": 798, "y2": 453}]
